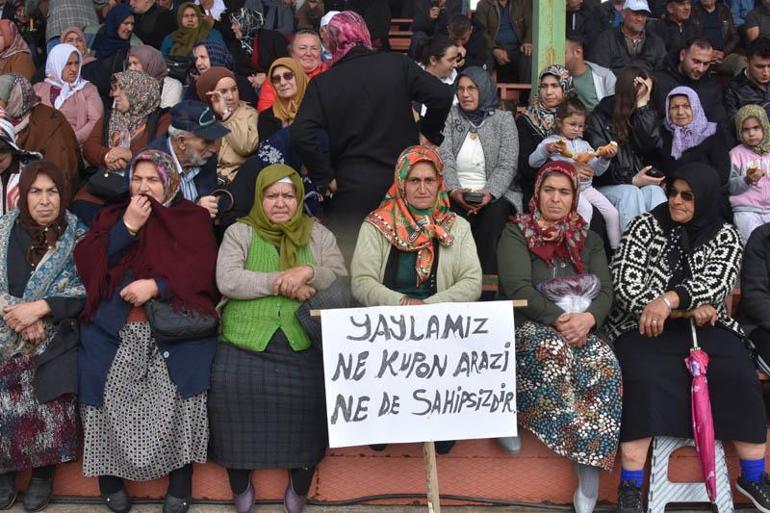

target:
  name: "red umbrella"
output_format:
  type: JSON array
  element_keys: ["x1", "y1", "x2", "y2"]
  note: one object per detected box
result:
[{"x1": 685, "y1": 318, "x2": 717, "y2": 502}]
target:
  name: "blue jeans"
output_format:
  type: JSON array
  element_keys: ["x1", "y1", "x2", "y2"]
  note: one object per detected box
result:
[{"x1": 597, "y1": 184, "x2": 667, "y2": 232}]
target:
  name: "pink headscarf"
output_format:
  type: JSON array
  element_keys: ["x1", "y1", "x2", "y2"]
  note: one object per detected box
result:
[{"x1": 326, "y1": 10, "x2": 372, "y2": 66}]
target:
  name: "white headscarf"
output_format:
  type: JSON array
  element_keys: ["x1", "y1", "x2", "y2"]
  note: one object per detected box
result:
[{"x1": 44, "y1": 43, "x2": 89, "y2": 110}]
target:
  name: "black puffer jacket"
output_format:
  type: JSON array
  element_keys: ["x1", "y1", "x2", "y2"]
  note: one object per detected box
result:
[
  {"x1": 585, "y1": 96, "x2": 661, "y2": 186},
  {"x1": 724, "y1": 71, "x2": 770, "y2": 122}
]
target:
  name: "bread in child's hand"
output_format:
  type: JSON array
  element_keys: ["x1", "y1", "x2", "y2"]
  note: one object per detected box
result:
[
  {"x1": 573, "y1": 152, "x2": 595, "y2": 164},
  {"x1": 551, "y1": 139, "x2": 573, "y2": 158},
  {"x1": 595, "y1": 141, "x2": 618, "y2": 159}
]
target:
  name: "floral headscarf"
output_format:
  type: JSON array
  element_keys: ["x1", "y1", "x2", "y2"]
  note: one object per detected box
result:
[
  {"x1": 365, "y1": 145, "x2": 456, "y2": 286},
  {"x1": 44, "y1": 43, "x2": 89, "y2": 110},
  {"x1": 170, "y1": 2, "x2": 214, "y2": 58},
  {"x1": 129, "y1": 149, "x2": 181, "y2": 206},
  {"x1": 269, "y1": 57, "x2": 308, "y2": 124},
  {"x1": 326, "y1": 10, "x2": 372, "y2": 66},
  {"x1": 108, "y1": 70, "x2": 161, "y2": 147},
  {"x1": 0, "y1": 19, "x2": 30, "y2": 60},
  {"x1": 664, "y1": 86, "x2": 717, "y2": 160},
  {"x1": 736, "y1": 104, "x2": 770, "y2": 156},
  {"x1": 0, "y1": 73, "x2": 40, "y2": 133},
  {"x1": 230, "y1": 7, "x2": 264, "y2": 55},
  {"x1": 522, "y1": 65, "x2": 574, "y2": 139},
  {"x1": 514, "y1": 160, "x2": 588, "y2": 273}
]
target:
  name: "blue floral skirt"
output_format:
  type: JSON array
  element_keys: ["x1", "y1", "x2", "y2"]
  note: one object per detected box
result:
[{"x1": 516, "y1": 321, "x2": 622, "y2": 470}]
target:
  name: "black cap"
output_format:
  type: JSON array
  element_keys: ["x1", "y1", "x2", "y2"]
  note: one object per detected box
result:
[{"x1": 171, "y1": 100, "x2": 230, "y2": 140}]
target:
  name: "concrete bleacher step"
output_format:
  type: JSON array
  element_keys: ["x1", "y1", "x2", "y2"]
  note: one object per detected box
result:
[{"x1": 17, "y1": 430, "x2": 768, "y2": 506}]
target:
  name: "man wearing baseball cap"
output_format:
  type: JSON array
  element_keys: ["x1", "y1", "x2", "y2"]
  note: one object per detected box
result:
[
  {"x1": 588, "y1": 0, "x2": 667, "y2": 76},
  {"x1": 146, "y1": 100, "x2": 230, "y2": 218}
]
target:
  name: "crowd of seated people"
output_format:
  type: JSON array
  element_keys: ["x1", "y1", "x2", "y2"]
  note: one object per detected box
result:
[{"x1": 4, "y1": 2, "x2": 770, "y2": 513}]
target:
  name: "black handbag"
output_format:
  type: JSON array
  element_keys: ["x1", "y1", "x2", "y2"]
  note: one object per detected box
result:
[
  {"x1": 164, "y1": 55, "x2": 192, "y2": 83},
  {"x1": 87, "y1": 168, "x2": 129, "y2": 202},
  {"x1": 144, "y1": 300, "x2": 217, "y2": 343}
]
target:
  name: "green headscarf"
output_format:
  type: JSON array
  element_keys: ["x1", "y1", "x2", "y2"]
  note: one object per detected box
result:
[
  {"x1": 238, "y1": 164, "x2": 314, "y2": 270},
  {"x1": 736, "y1": 104, "x2": 770, "y2": 155}
]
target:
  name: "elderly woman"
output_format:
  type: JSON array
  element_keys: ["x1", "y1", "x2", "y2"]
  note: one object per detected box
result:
[
  {"x1": 188, "y1": 40, "x2": 258, "y2": 107},
  {"x1": 228, "y1": 7, "x2": 289, "y2": 87},
  {"x1": 60, "y1": 26, "x2": 108, "y2": 102},
  {"x1": 0, "y1": 119, "x2": 42, "y2": 216},
  {"x1": 128, "y1": 45, "x2": 183, "y2": 109},
  {"x1": 34, "y1": 43, "x2": 103, "y2": 145},
  {"x1": 609, "y1": 163, "x2": 770, "y2": 513},
  {"x1": 259, "y1": 58, "x2": 309, "y2": 141},
  {"x1": 75, "y1": 149, "x2": 219, "y2": 513},
  {"x1": 585, "y1": 66, "x2": 665, "y2": 231},
  {"x1": 160, "y1": 2, "x2": 224, "y2": 57},
  {"x1": 496, "y1": 160, "x2": 621, "y2": 513},
  {"x1": 0, "y1": 161, "x2": 86, "y2": 512},
  {"x1": 439, "y1": 67, "x2": 518, "y2": 274},
  {"x1": 0, "y1": 19, "x2": 34, "y2": 80},
  {"x1": 210, "y1": 164, "x2": 347, "y2": 513},
  {"x1": 197, "y1": 66, "x2": 259, "y2": 184}
]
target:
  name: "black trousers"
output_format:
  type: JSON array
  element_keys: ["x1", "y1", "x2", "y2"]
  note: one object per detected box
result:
[{"x1": 451, "y1": 198, "x2": 513, "y2": 275}]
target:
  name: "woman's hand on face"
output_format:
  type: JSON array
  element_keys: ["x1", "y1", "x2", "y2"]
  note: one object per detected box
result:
[
  {"x1": 634, "y1": 76, "x2": 653, "y2": 108},
  {"x1": 639, "y1": 297, "x2": 671, "y2": 337},
  {"x1": 554, "y1": 312, "x2": 595, "y2": 347},
  {"x1": 3, "y1": 300, "x2": 48, "y2": 332},
  {"x1": 20, "y1": 319, "x2": 45, "y2": 345},
  {"x1": 273, "y1": 265, "x2": 314, "y2": 297},
  {"x1": 119, "y1": 279, "x2": 159, "y2": 307},
  {"x1": 124, "y1": 195, "x2": 152, "y2": 232},
  {"x1": 205, "y1": 91, "x2": 232, "y2": 120},
  {"x1": 631, "y1": 166, "x2": 664, "y2": 188},
  {"x1": 685, "y1": 304, "x2": 718, "y2": 327}
]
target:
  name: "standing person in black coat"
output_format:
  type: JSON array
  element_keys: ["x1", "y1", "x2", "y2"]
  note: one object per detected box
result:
[
  {"x1": 130, "y1": 0, "x2": 177, "y2": 49},
  {"x1": 292, "y1": 10, "x2": 452, "y2": 258}
]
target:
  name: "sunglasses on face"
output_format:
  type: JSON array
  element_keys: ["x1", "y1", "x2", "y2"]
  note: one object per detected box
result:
[
  {"x1": 667, "y1": 187, "x2": 694, "y2": 202},
  {"x1": 271, "y1": 71, "x2": 295, "y2": 84}
]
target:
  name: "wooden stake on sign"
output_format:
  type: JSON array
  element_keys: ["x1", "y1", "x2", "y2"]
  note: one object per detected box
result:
[{"x1": 313, "y1": 299, "x2": 528, "y2": 512}]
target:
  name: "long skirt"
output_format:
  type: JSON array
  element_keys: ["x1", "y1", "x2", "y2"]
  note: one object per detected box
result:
[
  {"x1": 0, "y1": 352, "x2": 79, "y2": 474},
  {"x1": 516, "y1": 320, "x2": 622, "y2": 471},
  {"x1": 81, "y1": 322, "x2": 209, "y2": 480},
  {"x1": 208, "y1": 330, "x2": 328, "y2": 469},
  {"x1": 615, "y1": 319, "x2": 766, "y2": 443}
]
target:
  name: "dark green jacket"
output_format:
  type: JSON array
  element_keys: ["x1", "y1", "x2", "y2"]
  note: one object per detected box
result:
[{"x1": 474, "y1": 0, "x2": 532, "y2": 50}]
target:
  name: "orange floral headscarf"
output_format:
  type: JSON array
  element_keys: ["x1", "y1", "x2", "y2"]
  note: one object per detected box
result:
[{"x1": 365, "y1": 145, "x2": 456, "y2": 285}]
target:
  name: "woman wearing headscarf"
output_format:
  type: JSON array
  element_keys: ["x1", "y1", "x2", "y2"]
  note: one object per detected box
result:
[
  {"x1": 75, "y1": 70, "x2": 170, "y2": 223},
  {"x1": 439, "y1": 66, "x2": 519, "y2": 274},
  {"x1": 0, "y1": 74, "x2": 80, "y2": 194},
  {"x1": 211, "y1": 163, "x2": 346, "y2": 513},
  {"x1": 197, "y1": 66, "x2": 259, "y2": 184},
  {"x1": 585, "y1": 65, "x2": 665, "y2": 232},
  {"x1": 128, "y1": 45, "x2": 183, "y2": 109},
  {"x1": 160, "y1": 2, "x2": 224, "y2": 57},
  {"x1": 75, "y1": 149, "x2": 219, "y2": 513},
  {"x1": 0, "y1": 161, "x2": 87, "y2": 512},
  {"x1": 258, "y1": 57, "x2": 309, "y2": 141},
  {"x1": 60, "y1": 26, "x2": 108, "y2": 103},
  {"x1": 188, "y1": 39, "x2": 259, "y2": 107},
  {"x1": 0, "y1": 118, "x2": 42, "y2": 216},
  {"x1": 292, "y1": 11, "x2": 453, "y2": 259},
  {"x1": 608, "y1": 163, "x2": 770, "y2": 513},
  {"x1": 228, "y1": 7, "x2": 289, "y2": 86},
  {"x1": 34, "y1": 43, "x2": 103, "y2": 145},
  {"x1": 0, "y1": 19, "x2": 34, "y2": 80},
  {"x1": 496, "y1": 160, "x2": 621, "y2": 513},
  {"x1": 91, "y1": 4, "x2": 138, "y2": 78}
]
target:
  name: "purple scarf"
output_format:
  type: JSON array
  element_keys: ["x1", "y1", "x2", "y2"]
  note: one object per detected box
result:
[{"x1": 664, "y1": 86, "x2": 717, "y2": 160}]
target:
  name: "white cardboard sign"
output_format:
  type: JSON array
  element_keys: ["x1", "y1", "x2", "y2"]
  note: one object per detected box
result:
[{"x1": 321, "y1": 300, "x2": 517, "y2": 448}]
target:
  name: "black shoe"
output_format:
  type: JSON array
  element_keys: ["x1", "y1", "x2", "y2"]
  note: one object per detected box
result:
[
  {"x1": 162, "y1": 494, "x2": 191, "y2": 513},
  {"x1": 101, "y1": 486, "x2": 131, "y2": 513},
  {"x1": 617, "y1": 480, "x2": 643, "y2": 513},
  {"x1": 737, "y1": 472, "x2": 770, "y2": 513},
  {"x1": 0, "y1": 473, "x2": 16, "y2": 510},
  {"x1": 22, "y1": 477, "x2": 52, "y2": 512}
]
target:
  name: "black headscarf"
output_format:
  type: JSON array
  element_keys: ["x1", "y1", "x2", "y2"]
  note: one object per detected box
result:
[
  {"x1": 457, "y1": 66, "x2": 497, "y2": 127},
  {"x1": 651, "y1": 163, "x2": 723, "y2": 273}
]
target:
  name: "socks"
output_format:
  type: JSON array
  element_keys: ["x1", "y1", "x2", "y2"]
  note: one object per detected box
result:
[
  {"x1": 289, "y1": 466, "x2": 316, "y2": 496},
  {"x1": 31, "y1": 465, "x2": 55, "y2": 480},
  {"x1": 226, "y1": 469, "x2": 252, "y2": 495},
  {"x1": 167, "y1": 464, "x2": 193, "y2": 498},
  {"x1": 98, "y1": 475, "x2": 124, "y2": 495},
  {"x1": 621, "y1": 468, "x2": 644, "y2": 487},
  {"x1": 740, "y1": 458, "x2": 765, "y2": 483}
]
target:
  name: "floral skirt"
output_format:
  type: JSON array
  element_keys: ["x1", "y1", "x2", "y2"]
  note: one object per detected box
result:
[
  {"x1": 0, "y1": 353, "x2": 79, "y2": 473},
  {"x1": 516, "y1": 321, "x2": 622, "y2": 471}
]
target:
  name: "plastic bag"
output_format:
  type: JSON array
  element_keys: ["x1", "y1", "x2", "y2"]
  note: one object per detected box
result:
[{"x1": 537, "y1": 273, "x2": 601, "y2": 313}]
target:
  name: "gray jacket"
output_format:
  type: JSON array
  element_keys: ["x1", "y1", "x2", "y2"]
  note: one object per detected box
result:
[
  {"x1": 439, "y1": 106, "x2": 522, "y2": 212},
  {"x1": 586, "y1": 61, "x2": 617, "y2": 102}
]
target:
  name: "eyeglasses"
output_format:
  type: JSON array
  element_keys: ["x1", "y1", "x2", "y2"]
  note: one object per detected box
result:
[
  {"x1": 271, "y1": 71, "x2": 295, "y2": 84},
  {"x1": 667, "y1": 187, "x2": 694, "y2": 202}
]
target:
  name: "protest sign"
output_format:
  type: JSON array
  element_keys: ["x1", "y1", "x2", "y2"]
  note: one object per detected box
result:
[{"x1": 321, "y1": 300, "x2": 517, "y2": 448}]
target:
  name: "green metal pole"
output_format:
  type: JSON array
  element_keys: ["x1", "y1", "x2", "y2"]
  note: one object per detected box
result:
[{"x1": 531, "y1": 0, "x2": 566, "y2": 87}]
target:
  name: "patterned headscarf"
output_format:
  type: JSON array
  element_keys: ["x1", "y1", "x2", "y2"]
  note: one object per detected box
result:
[
  {"x1": 44, "y1": 43, "x2": 89, "y2": 110},
  {"x1": 170, "y1": 2, "x2": 214, "y2": 58},
  {"x1": 457, "y1": 66, "x2": 497, "y2": 127},
  {"x1": 93, "y1": 3, "x2": 133, "y2": 60},
  {"x1": 230, "y1": 7, "x2": 264, "y2": 55},
  {"x1": 735, "y1": 104, "x2": 770, "y2": 156},
  {"x1": 108, "y1": 70, "x2": 161, "y2": 147},
  {"x1": 664, "y1": 86, "x2": 717, "y2": 160},
  {"x1": 326, "y1": 10, "x2": 372, "y2": 66},
  {"x1": 514, "y1": 160, "x2": 588, "y2": 273},
  {"x1": 129, "y1": 149, "x2": 181, "y2": 206},
  {"x1": 365, "y1": 145, "x2": 456, "y2": 286},
  {"x1": 0, "y1": 73, "x2": 40, "y2": 133},
  {"x1": 0, "y1": 19, "x2": 29, "y2": 60},
  {"x1": 522, "y1": 65, "x2": 574, "y2": 138},
  {"x1": 194, "y1": 40, "x2": 234, "y2": 70},
  {"x1": 129, "y1": 45, "x2": 168, "y2": 81},
  {"x1": 269, "y1": 57, "x2": 308, "y2": 124}
]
